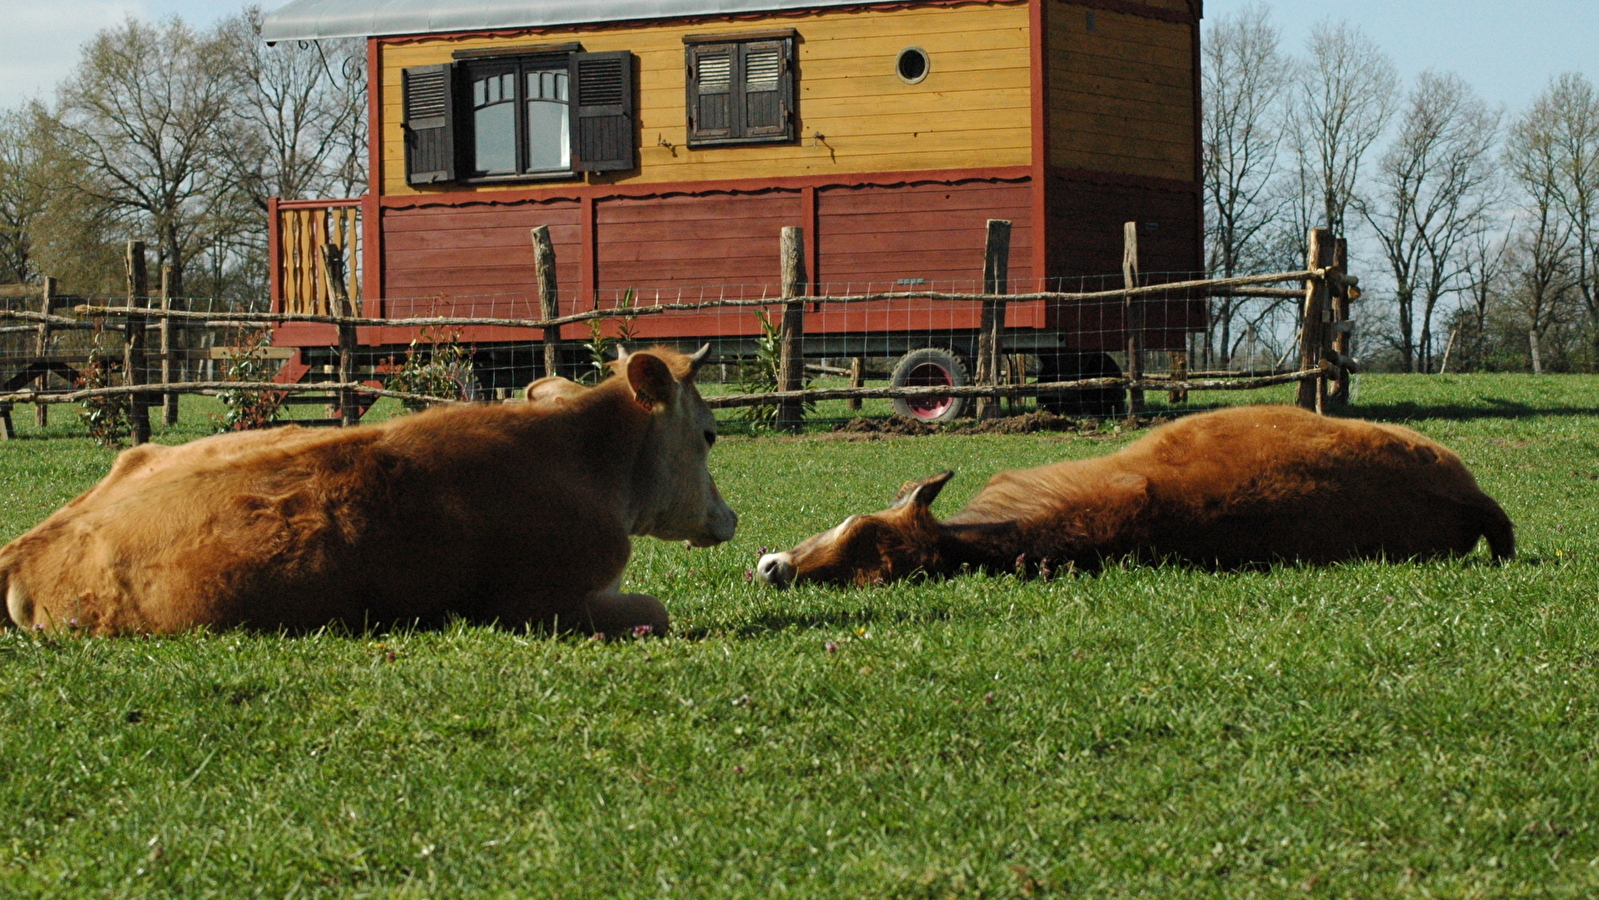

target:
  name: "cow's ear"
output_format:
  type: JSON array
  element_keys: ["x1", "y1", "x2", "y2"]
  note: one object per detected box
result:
[
  {"x1": 890, "y1": 470, "x2": 954, "y2": 509},
  {"x1": 626, "y1": 352, "x2": 677, "y2": 411}
]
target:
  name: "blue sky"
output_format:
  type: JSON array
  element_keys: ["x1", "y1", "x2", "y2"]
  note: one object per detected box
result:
[
  {"x1": 2, "y1": 1, "x2": 1596, "y2": 113},
  {"x1": 1205, "y1": 0, "x2": 1599, "y2": 113}
]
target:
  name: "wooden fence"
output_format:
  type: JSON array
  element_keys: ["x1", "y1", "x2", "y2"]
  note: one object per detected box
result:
[{"x1": 0, "y1": 227, "x2": 1357, "y2": 443}]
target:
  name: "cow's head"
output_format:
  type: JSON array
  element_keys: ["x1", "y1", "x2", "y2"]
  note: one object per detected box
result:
[
  {"x1": 755, "y1": 471, "x2": 952, "y2": 588},
  {"x1": 619, "y1": 345, "x2": 738, "y2": 548}
]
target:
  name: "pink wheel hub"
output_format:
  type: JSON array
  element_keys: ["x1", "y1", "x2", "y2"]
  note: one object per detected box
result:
[{"x1": 902, "y1": 362, "x2": 956, "y2": 419}]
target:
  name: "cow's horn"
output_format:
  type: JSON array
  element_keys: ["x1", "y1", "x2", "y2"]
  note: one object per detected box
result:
[
  {"x1": 614, "y1": 345, "x2": 629, "y2": 361},
  {"x1": 689, "y1": 344, "x2": 712, "y2": 372}
]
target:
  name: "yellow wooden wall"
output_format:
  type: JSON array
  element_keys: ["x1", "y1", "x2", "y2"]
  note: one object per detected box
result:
[
  {"x1": 379, "y1": 2, "x2": 1033, "y2": 197},
  {"x1": 1046, "y1": 1, "x2": 1196, "y2": 181}
]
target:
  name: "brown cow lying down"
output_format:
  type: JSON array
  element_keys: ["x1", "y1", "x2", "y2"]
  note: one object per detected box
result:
[
  {"x1": 0, "y1": 346, "x2": 737, "y2": 635},
  {"x1": 756, "y1": 404, "x2": 1512, "y2": 587}
]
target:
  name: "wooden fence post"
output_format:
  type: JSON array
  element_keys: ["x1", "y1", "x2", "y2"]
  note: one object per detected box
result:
[
  {"x1": 1296, "y1": 228, "x2": 1333, "y2": 412},
  {"x1": 34, "y1": 277, "x2": 56, "y2": 428},
  {"x1": 776, "y1": 226, "x2": 807, "y2": 433},
  {"x1": 1328, "y1": 236, "x2": 1352, "y2": 405},
  {"x1": 159, "y1": 265, "x2": 178, "y2": 426},
  {"x1": 975, "y1": 219, "x2": 1011, "y2": 420},
  {"x1": 531, "y1": 226, "x2": 563, "y2": 379},
  {"x1": 848, "y1": 357, "x2": 864, "y2": 411},
  {"x1": 1122, "y1": 222, "x2": 1145, "y2": 417},
  {"x1": 323, "y1": 245, "x2": 359, "y2": 427},
  {"x1": 124, "y1": 241, "x2": 151, "y2": 445}
]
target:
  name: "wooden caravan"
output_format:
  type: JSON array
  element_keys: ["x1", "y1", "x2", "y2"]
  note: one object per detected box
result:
[{"x1": 263, "y1": 0, "x2": 1204, "y2": 399}]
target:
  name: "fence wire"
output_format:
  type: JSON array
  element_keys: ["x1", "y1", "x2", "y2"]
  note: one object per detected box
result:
[{"x1": 0, "y1": 266, "x2": 1330, "y2": 441}]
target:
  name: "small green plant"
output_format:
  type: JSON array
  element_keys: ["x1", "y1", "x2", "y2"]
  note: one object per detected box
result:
[
  {"x1": 388, "y1": 327, "x2": 475, "y2": 408},
  {"x1": 581, "y1": 289, "x2": 639, "y2": 384},
  {"x1": 215, "y1": 328, "x2": 286, "y2": 432},
  {"x1": 76, "y1": 327, "x2": 130, "y2": 447},
  {"x1": 737, "y1": 310, "x2": 812, "y2": 429}
]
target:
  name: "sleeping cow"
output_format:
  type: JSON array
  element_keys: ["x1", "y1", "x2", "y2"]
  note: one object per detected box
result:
[
  {"x1": 757, "y1": 405, "x2": 1512, "y2": 587},
  {"x1": 0, "y1": 346, "x2": 736, "y2": 635}
]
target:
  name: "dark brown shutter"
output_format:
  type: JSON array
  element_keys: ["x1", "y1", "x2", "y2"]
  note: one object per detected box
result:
[
  {"x1": 403, "y1": 64, "x2": 456, "y2": 185},
  {"x1": 686, "y1": 43, "x2": 735, "y2": 145},
  {"x1": 740, "y1": 40, "x2": 792, "y2": 140},
  {"x1": 570, "y1": 51, "x2": 635, "y2": 172}
]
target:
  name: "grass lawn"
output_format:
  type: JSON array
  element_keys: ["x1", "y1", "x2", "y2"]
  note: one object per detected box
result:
[{"x1": 1, "y1": 375, "x2": 1597, "y2": 897}]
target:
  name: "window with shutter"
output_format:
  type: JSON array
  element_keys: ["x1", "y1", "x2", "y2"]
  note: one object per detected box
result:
[
  {"x1": 403, "y1": 45, "x2": 639, "y2": 185},
  {"x1": 403, "y1": 64, "x2": 456, "y2": 185},
  {"x1": 571, "y1": 51, "x2": 635, "y2": 172},
  {"x1": 684, "y1": 32, "x2": 797, "y2": 147}
]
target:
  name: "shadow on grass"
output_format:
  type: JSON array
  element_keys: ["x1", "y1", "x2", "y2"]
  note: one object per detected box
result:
[{"x1": 1347, "y1": 397, "x2": 1598, "y2": 422}]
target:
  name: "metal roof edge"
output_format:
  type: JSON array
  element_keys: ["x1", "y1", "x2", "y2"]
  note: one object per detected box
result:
[{"x1": 261, "y1": 0, "x2": 897, "y2": 43}]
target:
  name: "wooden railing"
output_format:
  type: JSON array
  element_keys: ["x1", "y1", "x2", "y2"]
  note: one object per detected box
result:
[{"x1": 269, "y1": 198, "x2": 361, "y2": 316}]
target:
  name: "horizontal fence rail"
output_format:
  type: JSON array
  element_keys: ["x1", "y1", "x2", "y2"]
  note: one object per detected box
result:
[{"x1": 0, "y1": 226, "x2": 1356, "y2": 442}]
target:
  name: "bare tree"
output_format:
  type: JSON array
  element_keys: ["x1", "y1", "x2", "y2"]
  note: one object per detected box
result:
[
  {"x1": 1202, "y1": 3, "x2": 1290, "y2": 367},
  {"x1": 1524, "y1": 74, "x2": 1599, "y2": 363},
  {"x1": 51, "y1": 17, "x2": 236, "y2": 298},
  {"x1": 1358, "y1": 72, "x2": 1501, "y2": 372},
  {"x1": 1506, "y1": 89, "x2": 1583, "y2": 373},
  {"x1": 217, "y1": 6, "x2": 367, "y2": 209},
  {"x1": 1455, "y1": 226, "x2": 1511, "y2": 370},
  {"x1": 0, "y1": 107, "x2": 49, "y2": 284},
  {"x1": 1286, "y1": 21, "x2": 1398, "y2": 240}
]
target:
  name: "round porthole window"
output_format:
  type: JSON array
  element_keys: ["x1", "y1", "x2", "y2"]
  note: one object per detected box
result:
[{"x1": 896, "y1": 46, "x2": 930, "y2": 84}]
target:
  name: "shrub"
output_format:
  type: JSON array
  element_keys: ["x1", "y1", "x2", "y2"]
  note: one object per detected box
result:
[
  {"x1": 215, "y1": 328, "x2": 285, "y2": 431},
  {"x1": 76, "y1": 327, "x2": 130, "y2": 447}
]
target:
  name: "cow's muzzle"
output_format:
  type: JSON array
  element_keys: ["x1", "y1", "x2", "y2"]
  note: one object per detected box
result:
[
  {"x1": 687, "y1": 503, "x2": 738, "y2": 548},
  {"x1": 755, "y1": 552, "x2": 794, "y2": 588}
]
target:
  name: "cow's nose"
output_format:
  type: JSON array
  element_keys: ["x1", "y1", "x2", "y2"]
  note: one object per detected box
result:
[{"x1": 755, "y1": 553, "x2": 793, "y2": 588}]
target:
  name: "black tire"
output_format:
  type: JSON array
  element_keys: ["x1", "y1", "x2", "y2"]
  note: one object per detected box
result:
[
  {"x1": 890, "y1": 347, "x2": 970, "y2": 422},
  {"x1": 1037, "y1": 350, "x2": 1126, "y2": 417}
]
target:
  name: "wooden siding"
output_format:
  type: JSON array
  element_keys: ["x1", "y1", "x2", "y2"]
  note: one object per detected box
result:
[
  {"x1": 1046, "y1": 0, "x2": 1196, "y2": 181},
  {"x1": 816, "y1": 179, "x2": 1033, "y2": 289},
  {"x1": 1044, "y1": 169, "x2": 1202, "y2": 348},
  {"x1": 370, "y1": 178, "x2": 1037, "y2": 341},
  {"x1": 378, "y1": 2, "x2": 1032, "y2": 197},
  {"x1": 381, "y1": 200, "x2": 584, "y2": 321},
  {"x1": 597, "y1": 192, "x2": 803, "y2": 292}
]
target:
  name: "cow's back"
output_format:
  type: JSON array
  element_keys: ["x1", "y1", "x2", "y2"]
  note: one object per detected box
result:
[
  {"x1": 0, "y1": 404, "x2": 630, "y2": 633},
  {"x1": 951, "y1": 405, "x2": 1511, "y2": 565}
]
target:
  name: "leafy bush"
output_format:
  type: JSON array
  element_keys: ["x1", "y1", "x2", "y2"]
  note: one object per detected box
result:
[
  {"x1": 388, "y1": 327, "x2": 475, "y2": 408},
  {"x1": 581, "y1": 288, "x2": 639, "y2": 384},
  {"x1": 215, "y1": 328, "x2": 285, "y2": 431},
  {"x1": 75, "y1": 328, "x2": 130, "y2": 447},
  {"x1": 736, "y1": 310, "x2": 811, "y2": 429}
]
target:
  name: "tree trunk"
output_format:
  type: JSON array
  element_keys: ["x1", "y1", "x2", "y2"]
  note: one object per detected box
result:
[{"x1": 1529, "y1": 329, "x2": 1543, "y2": 375}]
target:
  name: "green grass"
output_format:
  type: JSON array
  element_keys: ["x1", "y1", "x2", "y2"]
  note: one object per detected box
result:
[{"x1": 2, "y1": 375, "x2": 1598, "y2": 897}]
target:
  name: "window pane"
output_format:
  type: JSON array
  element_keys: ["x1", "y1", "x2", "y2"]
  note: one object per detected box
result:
[
  {"x1": 526, "y1": 69, "x2": 570, "y2": 171},
  {"x1": 473, "y1": 72, "x2": 516, "y2": 175}
]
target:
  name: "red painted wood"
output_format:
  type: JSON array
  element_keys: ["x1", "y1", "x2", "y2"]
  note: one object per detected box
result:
[
  {"x1": 267, "y1": 196, "x2": 282, "y2": 315},
  {"x1": 366, "y1": 38, "x2": 385, "y2": 310},
  {"x1": 378, "y1": 167, "x2": 1035, "y2": 210},
  {"x1": 1030, "y1": 0, "x2": 1050, "y2": 295}
]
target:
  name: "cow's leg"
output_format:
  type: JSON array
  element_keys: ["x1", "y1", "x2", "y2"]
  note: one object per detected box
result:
[{"x1": 580, "y1": 576, "x2": 669, "y2": 637}]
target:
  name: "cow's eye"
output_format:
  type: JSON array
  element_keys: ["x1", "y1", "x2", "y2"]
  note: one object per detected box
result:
[{"x1": 704, "y1": 430, "x2": 717, "y2": 447}]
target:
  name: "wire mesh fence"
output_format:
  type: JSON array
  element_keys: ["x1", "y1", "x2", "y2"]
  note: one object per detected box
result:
[{"x1": 0, "y1": 227, "x2": 1353, "y2": 443}]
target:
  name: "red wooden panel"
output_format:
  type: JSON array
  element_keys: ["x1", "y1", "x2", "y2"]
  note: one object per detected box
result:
[
  {"x1": 1043, "y1": 172, "x2": 1204, "y2": 347},
  {"x1": 816, "y1": 181, "x2": 1035, "y2": 291},
  {"x1": 596, "y1": 192, "x2": 804, "y2": 295},
  {"x1": 380, "y1": 200, "x2": 584, "y2": 322}
]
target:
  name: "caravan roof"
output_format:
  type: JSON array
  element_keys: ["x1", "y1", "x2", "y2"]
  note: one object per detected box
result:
[{"x1": 262, "y1": 0, "x2": 884, "y2": 42}]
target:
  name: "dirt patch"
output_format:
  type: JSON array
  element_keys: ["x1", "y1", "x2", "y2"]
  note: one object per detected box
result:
[{"x1": 829, "y1": 412, "x2": 1172, "y2": 438}]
